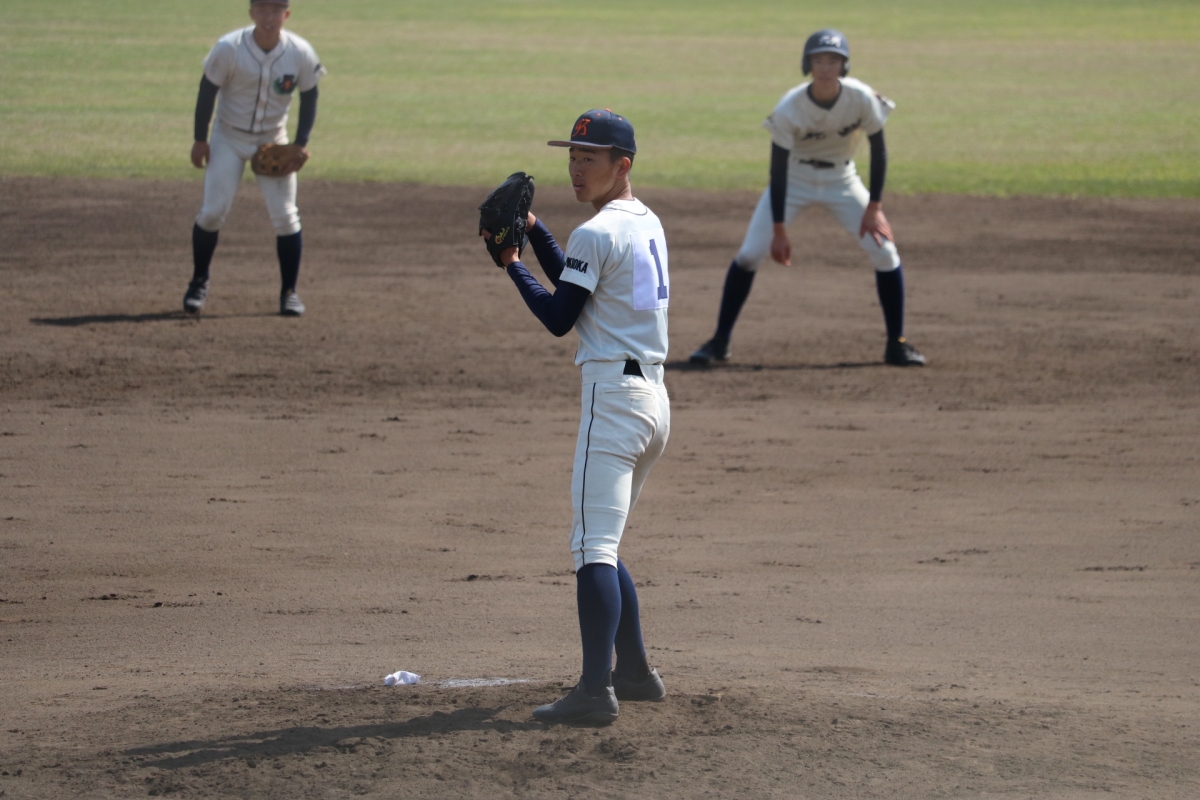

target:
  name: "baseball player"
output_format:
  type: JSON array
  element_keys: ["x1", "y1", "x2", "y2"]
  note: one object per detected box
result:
[
  {"x1": 483, "y1": 111, "x2": 671, "y2": 725},
  {"x1": 184, "y1": 0, "x2": 325, "y2": 317},
  {"x1": 690, "y1": 29, "x2": 925, "y2": 367}
]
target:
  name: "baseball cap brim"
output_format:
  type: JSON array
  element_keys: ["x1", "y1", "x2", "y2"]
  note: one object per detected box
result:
[{"x1": 547, "y1": 140, "x2": 616, "y2": 149}]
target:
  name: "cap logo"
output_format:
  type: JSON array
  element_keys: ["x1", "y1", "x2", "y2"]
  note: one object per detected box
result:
[
  {"x1": 572, "y1": 118, "x2": 591, "y2": 138},
  {"x1": 820, "y1": 35, "x2": 841, "y2": 47}
]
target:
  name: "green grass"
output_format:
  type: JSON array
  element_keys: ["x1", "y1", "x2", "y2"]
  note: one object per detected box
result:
[{"x1": 1, "y1": 0, "x2": 1197, "y2": 196}]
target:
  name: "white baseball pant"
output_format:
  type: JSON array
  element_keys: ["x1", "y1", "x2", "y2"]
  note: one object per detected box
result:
[
  {"x1": 735, "y1": 162, "x2": 900, "y2": 273},
  {"x1": 195, "y1": 123, "x2": 301, "y2": 236},
  {"x1": 570, "y1": 361, "x2": 671, "y2": 571}
]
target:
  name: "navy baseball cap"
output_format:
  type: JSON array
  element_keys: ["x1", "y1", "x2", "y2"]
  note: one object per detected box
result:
[{"x1": 548, "y1": 109, "x2": 637, "y2": 153}]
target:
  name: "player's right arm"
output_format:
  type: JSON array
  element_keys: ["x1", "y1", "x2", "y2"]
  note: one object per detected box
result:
[
  {"x1": 525, "y1": 214, "x2": 568, "y2": 287},
  {"x1": 495, "y1": 223, "x2": 595, "y2": 337},
  {"x1": 192, "y1": 37, "x2": 236, "y2": 168},
  {"x1": 769, "y1": 142, "x2": 792, "y2": 266},
  {"x1": 190, "y1": 76, "x2": 220, "y2": 168}
]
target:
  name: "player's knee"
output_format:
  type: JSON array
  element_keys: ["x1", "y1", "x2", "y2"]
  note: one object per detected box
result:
[
  {"x1": 862, "y1": 239, "x2": 900, "y2": 271},
  {"x1": 271, "y1": 213, "x2": 302, "y2": 236},
  {"x1": 732, "y1": 255, "x2": 763, "y2": 274},
  {"x1": 194, "y1": 210, "x2": 226, "y2": 232}
]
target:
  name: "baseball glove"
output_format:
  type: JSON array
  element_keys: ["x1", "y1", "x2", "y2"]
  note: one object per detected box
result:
[
  {"x1": 478, "y1": 171, "x2": 535, "y2": 268},
  {"x1": 250, "y1": 143, "x2": 308, "y2": 177}
]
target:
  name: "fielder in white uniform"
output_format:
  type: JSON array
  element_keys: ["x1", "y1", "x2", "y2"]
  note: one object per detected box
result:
[
  {"x1": 690, "y1": 29, "x2": 926, "y2": 367},
  {"x1": 185, "y1": 0, "x2": 326, "y2": 317},
  {"x1": 485, "y1": 110, "x2": 670, "y2": 725}
]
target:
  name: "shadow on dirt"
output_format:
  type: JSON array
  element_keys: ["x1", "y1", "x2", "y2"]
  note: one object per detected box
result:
[
  {"x1": 665, "y1": 360, "x2": 882, "y2": 372},
  {"x1": 30, "y1": 311, "x2": 270, "y2": 326},
  {"x1": 124, "y1": 706, "x2": 544, "y2": 770}
]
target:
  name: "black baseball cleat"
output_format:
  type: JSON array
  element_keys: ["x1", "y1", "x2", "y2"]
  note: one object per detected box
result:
[
  {"x1": 280, "y1": 290, "x2": 306, "y2": 317},
  {"x1": 533, "y1": 678, "x2": 619, "y2": 725},
  {"x1": 689, "y1": 335, "x2": 730, "y2": 365},
  {"x1": 183, "y1": 280, "x2": 208, "y2": 314},
  {"x1": 613, "y1": 668, "x2": 666, "y2": 702},
  {"x1": 885, "y1": 338, "x2": 926, "y2": 367}
]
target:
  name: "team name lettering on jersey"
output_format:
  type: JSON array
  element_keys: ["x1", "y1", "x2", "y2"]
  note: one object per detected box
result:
[
  {"x1": 566, "y1": 257, "x2": 589, "y2": 274},
  {"x1": 837, "y1": 120, "x2": 862, "y2": 137}
]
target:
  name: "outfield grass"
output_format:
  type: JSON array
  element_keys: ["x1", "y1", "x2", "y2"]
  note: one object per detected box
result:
[{"x1": 1, "y1": 0, "x2": 1197, "y2": 196}]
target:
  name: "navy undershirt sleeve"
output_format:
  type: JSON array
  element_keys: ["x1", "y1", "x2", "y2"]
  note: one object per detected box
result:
[
  {"x1": 295, "y1": 86, "x2": 318, "y2": 148},
  {"x1": 770, "y1": 143, "x2": 789, "y2": 224},
  {"x1": 868, "y1": 130, "x2": 887, "y2": 202},
  {"x1": 505, "y1": 260, "x2": 590, "y2": 337},
  {"x1": 526, "y1": 218, "x2": 566, "y2": 287},
  {"x1": 194, "y1": 76, "x2": 219, "y2": 142}
]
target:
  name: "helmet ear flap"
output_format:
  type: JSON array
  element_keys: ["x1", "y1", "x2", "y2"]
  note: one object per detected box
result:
[
  {"x1": 801, "y1": 55, "x2": 811, "y2": 75},
  {"x1": 841, "y1": 59, "x2": 850, "y2": 76}
]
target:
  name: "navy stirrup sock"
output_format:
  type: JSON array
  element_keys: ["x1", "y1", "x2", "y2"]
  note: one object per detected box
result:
[
  {"x1": 715, "y1": 260, "x2": 756, "y2": 341},
  {"x1": 614, "y1": 559, "x2": 651, "y2": 681},
  {"x1": 192, "y1": 224, "x2": 219, "y2": 284},
  {"x1": 277, "y1": 231, "x2": 303, "y2": 293},
  {"x1": 875, "y1": 264, "x2": 905, "y2": 341},
  {"x1": 575, "y1": 563, "x2": 621, "y2": 696}
]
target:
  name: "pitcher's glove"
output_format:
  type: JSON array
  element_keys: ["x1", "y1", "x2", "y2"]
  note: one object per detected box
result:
[
  {"x1": 251, "y1": 143, "x2": 308, "y2": 177},
  {"x1": 478, "y1": 171, "x2": 535, "y2": 268}
]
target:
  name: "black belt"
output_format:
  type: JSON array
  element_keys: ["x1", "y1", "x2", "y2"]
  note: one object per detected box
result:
[
  {"x1": 797, "y1": 159, "x2": 846, "y2": 169},
  {"x1": 623, "y1": 360, "x2": 644, "y2": 377}
]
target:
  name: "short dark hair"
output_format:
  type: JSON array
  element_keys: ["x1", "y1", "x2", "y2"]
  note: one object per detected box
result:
[{"x1": 609, "y1": 147, "x2": 635, "y2": 165}]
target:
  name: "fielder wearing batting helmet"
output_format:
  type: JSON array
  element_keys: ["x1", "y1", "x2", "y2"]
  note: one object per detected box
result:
[
  {"x1": 802, "y1": 28, "x2": 850, "y2": 76},
  {"x1": 690, "y1": 28, "x2": 927, "y2": 368}
]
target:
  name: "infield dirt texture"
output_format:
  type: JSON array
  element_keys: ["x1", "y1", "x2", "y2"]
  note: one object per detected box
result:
[
  {"x1": 1, "y1": 178, "x2": 1198, "y2": 798},
  {"x1": 2, "y1": 0, "x2": 1200, "y2": 795}
]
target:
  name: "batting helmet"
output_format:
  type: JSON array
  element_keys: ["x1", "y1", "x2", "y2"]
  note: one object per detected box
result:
[{"x1": 802, "y1": 29, "x2": 850, "y2": 76}]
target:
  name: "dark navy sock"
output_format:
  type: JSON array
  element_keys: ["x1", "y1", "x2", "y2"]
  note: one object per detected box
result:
[
  {"x1": 715, "y1": 260, "x2": 756, "y2": 341},
  {"x1": 875, "y1": 265, "x2": 905, "y2": 341},
  {"x1": 613, "y1": 560, "x2": 650, "y2": 681},
  {"x1": 277, "y1": 231, "x2": 303, "y2": 293},
  {"x1": 192, "y1": 224, "x2": 219, "y2": 284},
  {"x1": 575, "y1": 563, "x2": 621, "y2": 696}
]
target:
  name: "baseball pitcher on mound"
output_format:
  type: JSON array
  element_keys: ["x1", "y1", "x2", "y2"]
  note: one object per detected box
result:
[
  {"x1": 185, "y1": 0, "x2": 326, "y2": 317},
  {"x1": 479, "y1": 110, "x2": 671, "y2": 725}
]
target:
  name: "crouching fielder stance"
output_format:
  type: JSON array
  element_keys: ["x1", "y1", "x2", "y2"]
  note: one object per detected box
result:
[
  {"x1": 479, "y1": 110, "x2": 670, "y2": 725},
  {"x1": 185, "y1": 0, "x2": 326, "y2": 317},
  {"x1": 690, "y1": 29, "x2": 925, "y2": 367}
]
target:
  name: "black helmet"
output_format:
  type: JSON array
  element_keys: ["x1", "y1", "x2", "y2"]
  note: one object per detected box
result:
[{"x1": 802, "y1": 29, "x2": 850, "y2": 76}]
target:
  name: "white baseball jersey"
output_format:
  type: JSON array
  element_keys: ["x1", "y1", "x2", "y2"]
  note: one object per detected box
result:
[
  {"x1": 763, "y1": 77, "x2": 894, "y2": 163},
  {"x1": 559, "y1": 199, "x2": 670, "y2": 366},
  {"x1": 203, "y1": 26, "x2": 326, "y2": 135}
]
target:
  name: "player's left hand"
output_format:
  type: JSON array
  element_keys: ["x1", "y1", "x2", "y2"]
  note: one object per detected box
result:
[
  {"x1": 477, "y1": 172, "x2": 536, "y2": 268},
  {"x1": 859, "y1": 202, "x2": 893, "y2": 247},
  {"x1": 284, "y1": 147, "x2": 309, "y2": 174}
]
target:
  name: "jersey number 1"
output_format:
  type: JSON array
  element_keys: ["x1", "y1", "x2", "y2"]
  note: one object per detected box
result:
[{"x1": 631, "y1": 231, "x2": 669, "y2": 311}]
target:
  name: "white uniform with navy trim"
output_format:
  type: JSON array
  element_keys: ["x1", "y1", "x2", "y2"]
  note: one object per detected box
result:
[
  {"x1": 736, "y1": 76, "x2": 901, "y2": 272},
  {"x1": 558, "y1": 199, "x2": 671, "y2": 571},
  {"x1": 195, "y1": 26, "x2": 326, "y2": 236}
]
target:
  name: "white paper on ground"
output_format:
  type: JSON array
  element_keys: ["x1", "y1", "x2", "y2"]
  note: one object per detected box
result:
[{"x1": 383, "y1": 670, "x2": 420, "y2": 686}]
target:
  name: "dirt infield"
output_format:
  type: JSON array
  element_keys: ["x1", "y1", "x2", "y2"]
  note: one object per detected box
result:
[{"x1": 1, "y1": 176, "x2": 1198, "y2": 798}]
